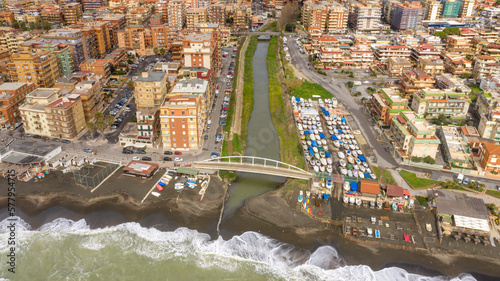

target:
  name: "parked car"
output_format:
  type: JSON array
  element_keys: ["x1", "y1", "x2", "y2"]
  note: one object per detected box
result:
[
  {"x1": 174, "y1": 157, "x2": 183, "y2": 162},
  {"x1": 51, "y1": 138, "x2": 60, "y2": 142},
  {"x1": 163, "y1": 157, "x2": 172, "y2": 161},
  {"x1": 32, "y1": 135, "x2": 42, "y2": 139},
  {"x1": 122, "y1": 149, "x2": 134, "y2": 154},
  {"x1": 132, "y1": 156, "x2": 141, "y2": 161},
  {"x1": 174, "y1": 151, "x2": 182, "y2": 155},
  {"x1": 141, "y1": 156, "x2": 152, "y2": 161},
  {"x1": 204, "y1": 135, "x2": 209, "y2": 140},
  {"x1": 216, "y1": 133, "x2": 223, "y2": 141},
  {"x1": 83, "y1": 148, "x2": 93, "y2": 153},
  {"x1": 164, "y1": 151, "x2": 173, "y2": 155},
  {"x1": 462, "y1": 177, "x2": 470, "y2": 185},
  {"x1": 136, "y1": 150, "x2": 146, "y2": 154},
  {"x1": 61, "y1": 139, "x2": 71, "y2": 144},
  {"x1": 211, "y1": 152, "x2": 220, "y2": 159}
]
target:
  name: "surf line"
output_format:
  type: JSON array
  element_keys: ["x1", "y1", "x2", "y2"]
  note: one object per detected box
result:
[{"x1": 216, "y1": 182, "x2": 229, "y2": 234}]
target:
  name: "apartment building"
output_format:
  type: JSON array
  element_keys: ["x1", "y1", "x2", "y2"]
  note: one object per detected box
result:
[
  {"x1": 475, "y1": 91, "x2": 500, "y2": 142},
  {"x1": 8, "y1": 49, "x2": 61, "y2": 88},
  {"x1": 42, "y1": 29, "x2": 89, "y2": 71},
  {"x1": 445, "y1": 36, "x2": 473, "y2": 54},
  {"x1": 81, "y1": 0, "x2": 107, "y2": 11},
  {"x1": 62, "y1": 3, "x2": 82, "y2": 25},
  {"x1": 411, "y1": 88, "x2": 471, "y2": 119},
  {"x1": 387, "y1": 57, "x2": 412, "y2": 76},
  {"x1": 479, "y1": 142, "x2": 500, "y2": 172},
  {"x1": 325, "y1": 2, "x2": 348, "y2": 33},
  {"x1": 70, "y1": 76, "x2": 104, "y2": 122},
  {"x1": 168, "y1": 0, "x2": 186, "y2": 31},
  {"x1": 0, "y1": 82, "x2": 35, "y2": 130},
  {"x1": 234, "y1": 7, "x2": 249, "y2": 30},
  {"x1": 19, "y1": 88, "x2": 60, "y2": 137},
  {"x1": 390, "y1": 111, "x2": 441, "y2": 159},
  {"x1": 186, "y1": 8, "x2": 208, "y2": 29},
  {"x1": 134, "y1": 107, "x2": 160, "y2": 147},
  {"x1": 410, "y1": 43, "x2": 440, "y2": 61},
  {"x1": 318, "y1": 46, "x2": 343, "y2": 65},
  {"x1": 374, "y1": 45, "x2": 411, "y2": 62},
  {"x1": 160, "y1": 94, "x2": 202, "y2": 151},
  {"x1": 436, "y1": 73, "x2": 471, "y2": 94},
  {"x1": 209, "y1": 2, "x2": 225, "y2": 26},
  {"x1": 41, "y1": 5, "x2": 64, "y2": 24},
  {"x1": 22, "y1": 41, "x2": 74, "y2": 77},
  {"x1": 441, "y1": 0, "x2": 462, "y2": 18},
  {"x1": 77, "y1": 21, "x2": 112, "y2": 57},
  {"x1": 478, "y1": 29, "x2": 499, "y2": 43},
  {"x1": 134, "y1": 72, "x2": 167, "y2": 108},
  {"x1": 370, "y1": 88, "x2": 410, "y2": 126},
  {"x1": 348, "y1": 3, "x2": 381, "y2": 32},
  {"x1": 399, "y1": 70, "x2": 436, "y2": 98},
  {"x1": 126, "y1": 7, "x2": 149, "y2": 26},
  {"x1": 116, "y1": 26, "x2": 148, "y2": 56},
  {"x1": 97, "y1": 14, "x2": 127, "y2": 30},
  {"x1": 349, "y1": 45, "x2": 373, "y2": 68},
  {"x1": 0, "y1": 12, "x2": 15, "y2": 23},
  {"x1": 182, "y1": 33, "x2": 216, "y2": 70},
  {"x1": 389, "y1": 2, "x2": 424, "y2": 30},
  {"x1": 437, "y1": 126, "x2": 474, "y2": 168},
  {"x1": 0, "y1": 50, "x2": 10, "y2": 74},
  {"x1": 417, "y1": 58, "x2": 445, "y2": 76},
  {"x1": 80, "y1": 59, "x2": 111, "y2": 78},
  {"x1": 480, "y1": 44, "x2": 500, "y2": 59},
  {"x1": 459, "y1": 0, "x2": 475, "y2": 18},
  {"x1": 442, "y1": 54, "x2": 472, "y2": 75},
  {"x1": 44, "y1": 93, "x2": 86, "y2": 140},
  {"x1": 473, "y1": 55, "x2": 499, "y2": 79},
  {"x1": 170, "y1": 77, "x2": 209, "y2": 117},
  {"x1": 421, "y1": 0, "x2": 441, "y2": 20},
  {"x1": 0, "y1": 31, "x2": 34, "y2": 54},
  {"x1": 156, "y1": 0, "x2": 168, "y2": 23}
]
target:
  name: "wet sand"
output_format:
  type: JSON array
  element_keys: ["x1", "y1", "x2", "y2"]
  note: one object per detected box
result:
[{"x1": 1, "y1": 170, "x2": 500, "y2": 280}]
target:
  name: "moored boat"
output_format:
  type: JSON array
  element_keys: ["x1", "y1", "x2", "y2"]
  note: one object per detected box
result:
[
  {"x1": 313, "y1": 166, "x2": 319, "y2": 172},
  {"x1": 340, "y1": 168, "x2": 347, "y2": 175},
  {"x1": 338, "y1": 152, "x2": 345, "y2": 159},
  {"x1": 343, "y1": 182, "x2": 350, "y2": 191},
  {"x1": 339, "y1": 160, "x2": 346, "y2": 167},
  {"x1": 326, "y1": 165, "x2": 333, "y2": 173},
  {"x1": 355, "y1": 198, "x2": 362, "y2": 206},
  {"x1": 151, "y1": 191, "x2": 161, "y2": 197}
]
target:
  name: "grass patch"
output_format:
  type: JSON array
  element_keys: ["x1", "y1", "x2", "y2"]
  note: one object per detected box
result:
[
  {"x1": 382, "y1": 169, "x2": 397, "y2": 185},
  {"x1": 468, "y1": 84, "x2": 483, "y2": 93},
  {"x1": 240, "y1": 36, "x2": 258, "y2": 149},
  {"x1": 221, "y1": 140, "x2": 229, "y2": 157},
  {"x1": 399, "y1": 170, "x2": 441, "y2": 189},
  {"x1": 232, "y1": 133, "x2": 242, "y2": 155},
  {"x1": 416, "y1": 196, "x2": 428, "y2": 206},
  {"x1": 261, "y1": 21, "x2": 277, "y2": 32},
  {"x1": 267, "y1": 37, "x2": 305, "y2": 170},
  {"x1": 372, "y1": 166, "x2": 381, "y2": 179},
  {"x1": 292, "y1": 80, "x2": 332, "y2": 100},
  {"x1": 219, "y1": 170, "x2": 237, "y2": 181},
  {"x1": 486, "y1": 189, "x2": 500, "y2": 199}
]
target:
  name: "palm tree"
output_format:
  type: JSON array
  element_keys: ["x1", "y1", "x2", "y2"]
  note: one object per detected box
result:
[
  {"x1": 86, "y1": 122, "x2": 95, "y2": 140},
  {"x1": 153, "y1": 47, "x2": 159, "y2": 55},
  {"x1": 95, "y1": 121, "x2": 107, "y2": 140},
  {"x1": 160, "y1": 48, "x2": 166, "y2": 56},
  {"x1": 95, "y1": 112, "x2": 104, "y2": 122},
  {"x1": 105, "y1": 115, "x2": 114, "y2": 127}
]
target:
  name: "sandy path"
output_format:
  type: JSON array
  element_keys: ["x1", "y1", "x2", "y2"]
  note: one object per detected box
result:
[{"x1": 231, "y1": 36, "x2": 250, "y2": 137}]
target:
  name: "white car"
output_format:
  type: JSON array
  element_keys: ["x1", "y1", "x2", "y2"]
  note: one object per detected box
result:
[
  {"x1": 124, "y1": 107, "x2": 131, "y2": 112},
  {"x1": 353, "y1": 130, "x2": 361, "y2": 135},
  {"x1": 174, "y1": 157, "x2": 183, "y2": 162},
  {"x1": 132, "y1": 156, "x2": 140, "y2": 160}
]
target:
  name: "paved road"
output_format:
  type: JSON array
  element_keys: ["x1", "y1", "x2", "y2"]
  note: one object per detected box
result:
[{"x1": 287, "y1": 38, "x2": 398, "y2": 168}]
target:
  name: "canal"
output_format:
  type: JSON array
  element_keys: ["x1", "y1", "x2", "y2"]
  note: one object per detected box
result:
[{"x1": 221, "y1": 40, "x2": 286, "y2": 219}]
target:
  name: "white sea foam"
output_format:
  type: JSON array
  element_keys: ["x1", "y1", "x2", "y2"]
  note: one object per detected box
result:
[{"x1": 0, "y1": 217, "x2": 479, "y2": 281}]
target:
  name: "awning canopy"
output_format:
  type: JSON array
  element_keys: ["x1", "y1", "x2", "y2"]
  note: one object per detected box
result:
[{"x1": 176, "y1": 167, "x2": 198, "y2": 176}]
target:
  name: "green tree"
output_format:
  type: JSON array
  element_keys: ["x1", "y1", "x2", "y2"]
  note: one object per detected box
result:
[
  {"x1": 127, "y1": 80, "x2": 134, "y2": 89},
  {"x1": 127, "y1": 58, "x2": 134, "y2": 65},
  {"x1": 41, "y1": 20, "x2": 51, "y2": 31},
  {"x1": 437, "y1": 113, "x2": 447, "y2": 124},
  {"x1": 153, "y1": 47, "x2": 159, "y2": 55},
  {"x1": 86, "y1": 122, "x2": 95, "y2": 140},
  {"x1": 104, "y1": 115, "x2": 115, "y2": 127},
  {"x1": 110, "y1": 64, "x2": 116, "y2": 74},
  {"x1": 423, "y1": 156, "x2": 436, "y2": 164},
  {"x1": 130, "y1": 115, "x2": 137, "y2": 122},
  {"x1": 34, "y1": 20, "x2": 41, "y2": 30},
  {"x1": 95, "y1": 121, "x2": 107, "y2": 140},
  {"x1": 11, "y1": 20, "x2": 19, "y2": 29},
  {"x1": 285, "y1": 23, "x2": 295, "y2": 32},
  {"x1": 433, "y1": 31, "x2": 447, "y2": 40},
  {"x1": 29, "y1": 21, "x2": 35, "y2": 30},
  {"x1": 461, "y1": 73, "x2": 470, "y2": 79},
  {"x1": 159, "y1": 47, "x2": 166, "y2": 56},
  {"x1": 347, "y1": 81, "x2": 354, "y2": 88},
  {"x1": 94, "y1": 112, "x2": 104, "y2": 122}
]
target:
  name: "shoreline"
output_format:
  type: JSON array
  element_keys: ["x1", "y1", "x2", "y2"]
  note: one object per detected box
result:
[{"x1": 2, "y1": 174, "x2": 500, "y2": 280}]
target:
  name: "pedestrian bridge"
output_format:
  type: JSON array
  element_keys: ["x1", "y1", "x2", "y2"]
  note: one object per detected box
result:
[{"x1": 192, "y1": 156, "x2": 314, "y2": 180}]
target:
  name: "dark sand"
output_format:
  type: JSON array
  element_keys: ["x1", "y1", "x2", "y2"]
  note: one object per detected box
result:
[{"x1": 1, "y1": 170, "x2": 500, "y2": 280}]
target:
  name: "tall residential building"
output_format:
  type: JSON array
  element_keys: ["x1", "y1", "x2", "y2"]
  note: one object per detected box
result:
[
  {"x1": 411, "y1": 88, "x2": 471, "y2": 119},
  {"x1": 81, "y1": 0, "x2": 107, "y2": 11},
  {"x1": 0, "y1": 50, "x2": 10, "y2": 74},
  {"x1": 19, "y1": 88, "x2": 61, "y2": 137},
  {"x1": 160, "y1": 94, "x2": 202, "y2": 151},
  {"x1": 168, "y1": 0, "x2": 186, "y2": 31},
  {"x1": 473, "y1": 55, "x2": 500, "y2": 78},
  {"x1": 476, "y1": 91, "x2": 500, "y2": 142},
  {"x1": 170, "y1": 78, "x2": 209, "y2": 117},
  {"x1": 348, "y1": 3, "x2": 381, "y2": 32},
  {"x1": 325, "y1": 2, "x2": 349, "y2": 33},
  {"x1": 422, "y1": 0, "x2": 442, "y2": 20},
  {"x1": 42, "y1": 29, "x2": 89, "y2": 71},
  {"x1": 21, "y1": 41, "x2": 75, "y2": 76},
  {"x1": 80, "y1": 59, "x2": 111, "y2": 78},
  {"x1": 41, "y1": 5, "x2": 65, "y2": 24},
  {"x1": 134, "y1": 72, "x2": 167, "y2": 108},
  {"x1": 45, "y1": 94, "x2": 86, "y2": 140},
  {"x1": 459, "y1": 0, "x2": 475, "y2": 18},
  {"x1": 62, "y1": 3, "x2": 82, "y2": 25},
  {"x1": 116, "y1": 26, "x2": 148, "y2": 55},
  {"x1": 441, "y1": 0, "x2": 462, "y2": 18},
  {"x1": 0, "y1": 31, "x2": 34, "y2": 54},
  {"x1": 390, "y1": 3, "x2": 424, "y2": 30},
  {"x1": 234, "y1": 7, "x2": 249, "y2": 30},
  {"x1": 208, "y1": 2, "x2": 225, "y2": 25},
  {"x1": 186, "y1": 8, "x2": 208, "y2": 29},
  {"x1": 8, "y1": 49, "x2": 61, "y2": 88},
  {"x1": 0, "y1": 82, "x2": 36, "y2": 130},
  {"x1": 156, "y1": 0, "x2": 168, "y2": 23},
  {"x1": 182, "y1": 33, "x2": 216, "y2": 70},
  {"x1": 70, "y1": 76, "x2": 104, "y2": 122}
]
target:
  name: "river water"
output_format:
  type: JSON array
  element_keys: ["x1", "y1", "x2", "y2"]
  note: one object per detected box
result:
[{"x1": 0, "y1": 41, "x2": 483, "y2": 281}]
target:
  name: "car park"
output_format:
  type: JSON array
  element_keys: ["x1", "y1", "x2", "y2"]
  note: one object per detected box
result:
[
  {"x1": 83, "y1": 148, "x2": 93, "y2": 153},
  {"x1": 141, "y1": 157, "x2": 152, "y2": 161}
]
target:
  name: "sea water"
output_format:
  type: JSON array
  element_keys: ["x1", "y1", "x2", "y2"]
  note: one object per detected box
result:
[{"x1": 0, "y1": 217, "x2": 478, "y2": 281}]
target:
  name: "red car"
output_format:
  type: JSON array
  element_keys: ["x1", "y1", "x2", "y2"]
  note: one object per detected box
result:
[
  {"x1": 174, "y1": 151, "x2": 182, "y2": 155},
  {"x1": 233, "y1": 49, "x2": 237, "y2": 52},
  {"x1": 221, "y1": 107, "x2": 228, "y2": 110},
  {"x1": 217, "y1": 85, "x2": 220, "y2": 89}
]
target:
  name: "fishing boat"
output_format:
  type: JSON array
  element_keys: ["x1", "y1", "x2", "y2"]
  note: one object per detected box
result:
[
  {"x1": 320, "y1": 151, "x2": 326, "y2": 158},
  {"x1": 186, "y1": 183, "x2": 196, "y2": 189},
  {"x1": 313, "y1": 166, "x2": 319, "y2": 172},
  {"x1": 306, "y1": 191, "x2": 311, "y2": 198},
  {"x1": 151, "y1": 191, "x2": 161, "y2": 197},
  {"x1": 346, "y1": 150, "x2": 351, "y2": 156},
  {"x1": 329, "y1": 130, "x2": 335, "y2": 135},
  {"x1": 326, "y1": 165, "x2": 333, "y2": 173},
  {"x1": 320, "y1": 158, "x2": 327, "y2": 166},
  {"x1": 355, "y1": 198, "x2": 362, "y2": 206},
  {"x1": 340, "y1": 168, "x2": 347, "y2": 175},
  {"x1": 352, "y1": 150, "x2": 358, "y2": 158},
  {"x1": 313, "y1": 147, "x2": 318, "y2": 153},
  {"x1": 343, "y1": 143, "x2": 350, "y2": 150},
  {"x1": 302, "y1": 145, "x2": 308, "y2": 150},
  {"x1": 347, "y1": 156, "x2": 355, "y2": 164},
  {"x1": 359, "y1": 172, "x2": 365, "y2": 178},
  {"x1": 362, "y1": 162, "x2": 369, "y2": 167},
  {"x1": 320, "y1": 166, "x2": 325, "y2": 172},
  {"x1": 201, "y1": 180, "x2": 208, "y2": 189},
  {"x1": 343, "y1": 182, "x2": 350, "y2": 191},
  {"x1": 298, "y1": 191, "x2": 304, "y2": 202},
  {"x1": 367, "y1": 228, "x2": 373, "y2": 237},
  {"x1": 349, "y1": 197, "x2": 355, "y2": 204},
  {"x1": 307, "y1": 140, "x2": 312, "y2": 146},
  {"x1": 321, "y1": 139, "x2": 327, "y2": 145},
  {"x1": 343, "y1": 197, "x2": 349, "y2": 204},
  {"x1": 338, "y1": 152, "x2": 345, "y2": 159},
  {"x1": 297, "y1": 124, "x2": 303, "y2": 131},
  {"x1": 313, "y1": 129, "x2": 319, "y2": 135},
  {"x1": 174, "y1": 183, "x2": 184, "y2": 190},
  {"x1": 359, "y1": 166, "x2": 366, "y2": 173},
  {"x1": 377, "y1": 201, "x2": 383, "y2": 209},
  {"x1": 426, "y1": 224, "x2": 432, "y2": 232},
  {"x1": 353, "y1": 164, "x2": 359, "y2": 170},
  {"x1": 333, "y1": 140, "x2": 340, "y2": 147},
  {"x1": 370, "y1": 173, "x2": 377, "y2": 179},
  {"x1": 327, "y1": 120, "x2": 332, "y2": 126},
  {"x1": 355, "y1": 158, "x2": 361, "y2": 165},
  {"x1": 310, "y1": 160, "x2": 316, "y2": 166},
  {"x1": 315, "y1": 116, "x2": 320, "y2": 121},
  {"x1": 349, "y1": 144, "x2": 356, "y2": 150},
  {"x1": 346, "y1": 163, "x2": 353, "y2": 171},
  {"x1": 353, "y1": 169, "x2": 358, "y2": 177},
  {"x1": 357, "y1": 150, "x2": 363, "y2": 155},
  {"x1": 327, "y1": 158, "x2": 332, "y2": 165},
  {"x1": 339, "y1": 160, "x2": 346, "y2": 167},
  {"x1": 366, "y1": 168, "x2": 372, "y2": 173},
  {"x1": 347, "y1": 170, "x2": 353, "y2": 177},
  {"x1": 315, "y1": 153, "x2": 320, "y2": 160}
]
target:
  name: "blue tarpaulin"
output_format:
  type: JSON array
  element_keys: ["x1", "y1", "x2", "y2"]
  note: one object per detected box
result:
[
  {"x1": 311, "y1": 140, "x2": 318, "y2": 147},
  {"x1": 319, "y1": 132, "x2": 325, "y2": 139},
  {"x1": 324, "y1": 194, "x2": 330, "y2": 200},
  {"x1": 323, "y1": 111, "x2": 330, "y2": 116},
  {"x1": 331, "y1": 135, "x2": 338, "y2": 140},
  {"x1": 296, "y1": 97, "x2": 300, "y2": 101},
  {"x1": 304, "y1": 130, "x2": 310, "y2": 135},
  {"x1": 350, "y1": 182, "x2": 358, "y2": 191},
  {"x1": 364, "y1": 173, "x2": 371, "y2": 178},
  {"x1": 325, "y1": 152, "x2": 331, "y2": 158},
  {"x1": 341, "y1": 118, "x2": 346, "y2": 123},
  {"x1": 338, "y1": 129, "x2": 343, "y2": 133},
  {"x1": 358, "y1": 155, "x2": 366, "y2": 162}
]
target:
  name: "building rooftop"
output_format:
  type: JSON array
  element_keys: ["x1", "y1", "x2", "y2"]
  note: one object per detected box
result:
[
  {"x1": 435, "y1": 190, "x2": 489, "y2": 220},
  {"x1": 30, "y1": 88, "x2": 60, "y2": 98},
  {"x1": 136, "y1": 72, "x2": 165, "y2": 82},
  {"x1": 0, "y1": 82, "x2": 28, "y2": 91}
]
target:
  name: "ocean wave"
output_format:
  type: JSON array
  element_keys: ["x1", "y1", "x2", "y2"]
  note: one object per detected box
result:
[{"x1": 0, "y1": 217, "x2": 478, "y2": 281}]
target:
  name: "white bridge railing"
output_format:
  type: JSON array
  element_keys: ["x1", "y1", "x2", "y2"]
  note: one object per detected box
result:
[{"x1": 198, "y1": 156, "x2": 310, "y2": 174}]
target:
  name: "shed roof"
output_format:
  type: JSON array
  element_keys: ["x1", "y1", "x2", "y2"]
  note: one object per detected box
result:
[
  {"x1": 360, "y1": 180, "x2": 380, "y2": 195},
  {"x1": 176, "y1": 167, "x2": 198, "y2": 176},
  {"x1": 386, "y1": 185, "x2": 404, "y2": 197}
]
